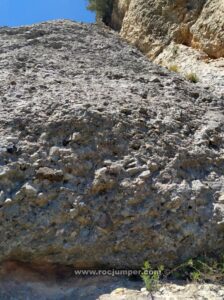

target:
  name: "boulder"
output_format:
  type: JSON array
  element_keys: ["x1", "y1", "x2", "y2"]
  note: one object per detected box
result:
[{"x1": 0, "y1": 20, "x2": 223, "y2": 268}]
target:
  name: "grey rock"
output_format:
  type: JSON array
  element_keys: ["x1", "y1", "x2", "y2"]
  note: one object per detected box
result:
[{"x1": 0, "y1": 20, "x2": 223, "y2": 269}]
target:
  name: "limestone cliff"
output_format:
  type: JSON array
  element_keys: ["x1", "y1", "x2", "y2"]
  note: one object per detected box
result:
[
  {"x1": 111, "y1": 0, "x2": 224, "y2": 59},
  {"x1": 109, "y1": 0, "x2": 224, "y2": 96}
]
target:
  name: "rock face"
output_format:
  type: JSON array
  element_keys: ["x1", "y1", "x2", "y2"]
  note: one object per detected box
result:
[
  {"x1": 110, "y1": 0, "x2": 224, "y2": 96},
  {"x1": 154, "y1": 42, "x2": 224, "y2": 98},
  {"x1": 99, "y1": 284, "x2": 224, "y2": 300},
  {"x1": 112, "y1": 0, "x2": 224, "y2": 59},
  {"x1": 190, "y1": 0, "x2": 224, "y2": 59},
  {"x1": 0, "y1": 20, "x2": 224, "y2": 269}
]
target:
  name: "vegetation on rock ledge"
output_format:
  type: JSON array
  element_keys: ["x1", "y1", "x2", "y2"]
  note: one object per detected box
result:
[
  {"x1": 142, "y1": 254, "x2": 224, "y2": 291},
  {"x1": 87, "y1": 0, "x2": 113, "y2": 24}
]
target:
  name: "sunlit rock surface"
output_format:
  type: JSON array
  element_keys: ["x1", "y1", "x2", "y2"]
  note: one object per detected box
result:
[
  {"x1": 0, "y1": 20, "x2": 223, "y2": 271},
  {"x1": 111, "y1": 0, "x2": 224, "y2": 96}
]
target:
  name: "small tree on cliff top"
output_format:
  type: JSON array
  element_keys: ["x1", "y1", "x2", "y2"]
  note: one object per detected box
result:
[{"x1": 87, "y1": 0, "x2": 113, "y2": 23}]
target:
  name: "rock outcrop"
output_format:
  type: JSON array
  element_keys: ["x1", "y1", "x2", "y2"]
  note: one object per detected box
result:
[
  {"x1": 99, "y1": 284, "x2": 224, "y2": 300},
  {"x1": 110, "y1": 0, "x2": 224, "y2": 96},
  {"x1": 0, "y1": 20, "x2": 224, "y2": 270},
  {"x1": 111, "y1": 0, "x2": 224, "y2": 59}
]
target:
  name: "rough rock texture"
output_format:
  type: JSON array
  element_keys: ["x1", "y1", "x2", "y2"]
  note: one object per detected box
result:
[
  {"x1": 99, "y1": 284, "x2": 224, "y2": 300},
  {"x1": 110, "y1": 0, "x2": 224, "y2": 96},
  {"x1": 154, "y1": 42, "x2": 224, "y2": 98},
  {"x1": 190, "y1": 0, "x2": 224, "y2": 59},
  {"x1": 0, "y1": 20, "x2": 224, "y2": 270},
  {"x1": 112, "y1": 0, "x2": 224, "y2": 59}
]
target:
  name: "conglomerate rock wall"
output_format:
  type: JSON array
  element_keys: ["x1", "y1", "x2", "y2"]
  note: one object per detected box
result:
[{"x1": 0, "y1": 20, "x2": 224, "y2": 269}]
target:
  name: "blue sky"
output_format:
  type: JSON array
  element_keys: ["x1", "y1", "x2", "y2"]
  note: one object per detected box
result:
[{"x1": 0, "y1": 0, "x2": 95, "y2": 27}]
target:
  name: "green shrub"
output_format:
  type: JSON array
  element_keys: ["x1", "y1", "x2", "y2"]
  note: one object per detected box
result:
[
  {"x1": 141, "y1": 261, "x2": 164, "y2": 291},
  {"x1": 185, "y1": 72, "x2": 199, "y2": 83},
  {"x1": 165, "y1": 255, "x2": 224, "y2": 283},
  {"x1": 87, "y1": 0, "x2": 113, "y2": 23},
  {"x1": 142, "y1": 254, "x2": 224, "y2": 291},
  {"x1": 168, "y1": 64, "x2": 179, "y2": 73}
]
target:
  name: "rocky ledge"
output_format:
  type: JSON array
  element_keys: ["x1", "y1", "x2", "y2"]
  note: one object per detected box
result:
[
  {"x1": 110, "y1": 0, "x2": 224, "y2": 97},
  {"x1": 0, "y1": 20, "x2": 224, "y2": 271}
]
